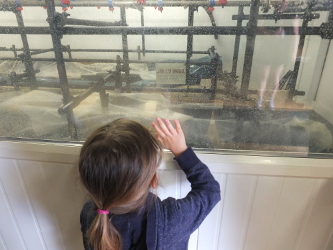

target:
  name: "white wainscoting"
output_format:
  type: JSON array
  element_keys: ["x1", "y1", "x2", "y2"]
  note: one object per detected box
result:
[{"x1": 1, "y1": 141, "x2": 333, "y2": 250}]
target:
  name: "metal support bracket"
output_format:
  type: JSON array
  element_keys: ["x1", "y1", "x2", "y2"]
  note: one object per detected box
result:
[
  {"x1": 320, "y1": 21, "x2": 333, "y2": 39},
  {"x1": 46, "y1": 12, "x2": 68, "y2": 39},
  {"x1": 8, "y1": 69, "x2": 40, "y2": 91}
]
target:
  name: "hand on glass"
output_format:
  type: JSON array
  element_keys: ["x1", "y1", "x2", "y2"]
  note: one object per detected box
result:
[{"x1": 152, "y1": 117, "x2": 187, "y2": 157}]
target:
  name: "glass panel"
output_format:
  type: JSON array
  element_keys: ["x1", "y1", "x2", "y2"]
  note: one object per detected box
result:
[{"x1": 0, "y1": 0, "x2": 333, "y2": 156}]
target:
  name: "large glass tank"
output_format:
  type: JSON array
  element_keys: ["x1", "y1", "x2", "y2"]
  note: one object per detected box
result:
[{"x1": 0, "y1": 0, "x2": 333, "y2": 156}]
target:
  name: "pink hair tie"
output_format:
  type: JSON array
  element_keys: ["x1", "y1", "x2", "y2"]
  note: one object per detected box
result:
[{"x1": 97, "y1": 209, "x2": 109, "y2": 214}]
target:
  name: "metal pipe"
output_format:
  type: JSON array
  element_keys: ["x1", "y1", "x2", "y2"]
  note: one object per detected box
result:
[
  {"x1": 0, "y1": 47, "x2": 208, "y2": 54},
  {"x1": 232, "y1": 13, "x2": 321, "y2": 20},
  {"x1": 185, "y1": 6, "x2": 195, "y2": 86},
  {"x1": 286, "y1": 11, "x2": 311, "y2": 99},
  {"x1": 204, "y1": 8, "x2": 218, "y2": 39},
  {"x1": 14, "y1": 10, "x2": 38, "y2": 90},
  {"x1": 140, "y1": 9, "x2": 146, "y2": 56},
  {"x1": 22, "y1": 48, "x2": 54, "y2": 56},
  {"x1": 137, "y1": 45, "x2": 141, "y2": 60},
  {"x1": 120, "y1": 6, "x2": 131, "y2": 92},
  {"x1": 240, "y1": 0, "x2": 260, "y2": 97},
  {"x1": 283, "y1": 6, "x2": 333, "y2": 12},
  {"x1": 65, "y1": 49, "x2": 209, "y2": 54},
  {"x1": 58, "y1": 73, "x2": 114, "y2": 114},
  {"x1": 65, "y1": 45, "x2": 72, "y2": 59},
  {"x1": 11, "y1": 45, "x2": 17, "y2": 57},
  {"x1": 0, "y1": 26, "x2": 321, "y2": 35},
  {"x1": 115, "y1": 55, "x2": 122, "y2": 89},
  {"x1": 0, "y1": 57, "x2": 218, "y2": 64},
  {"x1": 209, "y1": 50, "x2": 220, "y2": 100},
  {"x1": 232, "y1": 5, "x2": 244, "y2": 77},
  {"x1": 0, "y1": 0, "x2": 307, "y2": 7},
  {"x1": 0, "y1": 80, "x2": 225, "y2": 95},
  {"x1": 45, "y1": 0, "x2": 78, "y2": 140},
  {"x1": 57, "y1": 87, "x2": 95, "y2": 114},
  {"x1": 64, "y1": 17, "x2": 123, "y2": 27}
]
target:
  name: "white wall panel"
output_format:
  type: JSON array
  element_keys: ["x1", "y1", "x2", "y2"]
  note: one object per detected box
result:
[
  {"x1": 244, "y1": 176, "x2": 286, "y2": 250},
  {"x1": 0, "y1": 230, "x2": 7, "y2": 250},
  {"x1": 156, "y1": 170, "x2": 182, "y2": 200},
  {"x1": 179, "y1": 171, "x2": 199, "y2": 250},
  {"x1": 1, "y1": 141, "x2": 333, "y2": 250},
  {"x1": 0, "y1": 154, "x2": 86, "y2": 250},
  {"x1": 197, "y1": 174, "x2": 225, "y2": 250},
  {"x1": 0, "y1": 158, "x2": 46, "y2": 250},
  {"x1": 0, "y1": 160, "x2": 27, "y2": 250},
  {"x1": 266, "y1": 178, "x2": 316, "y2": 250},
  {"x1": 296, "y1": 179, "x2": 333, "y2": 250},
  {"x1": 218, "y1": 175, "x2": 258, "y2": 250},
  {"x1": 17, "y1": 160, "x2": 85, "y2": 250}
]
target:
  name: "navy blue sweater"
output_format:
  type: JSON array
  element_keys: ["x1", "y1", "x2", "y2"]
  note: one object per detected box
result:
[{"x1": 80, "y1": 147, "x2": 221, "y2": 250}]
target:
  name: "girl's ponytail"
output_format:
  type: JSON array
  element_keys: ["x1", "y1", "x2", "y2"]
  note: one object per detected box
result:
[
  {"x1": 88, "y1": 213, "x2": 121, "y2": 250},
  {"x1": 79, "y1": 119, "x2": 162, "y2": 250}
]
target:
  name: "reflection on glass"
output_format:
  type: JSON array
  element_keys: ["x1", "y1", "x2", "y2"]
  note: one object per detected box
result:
[
  {"x1": 0, "y1": 0, "x2": 332, "y2": 156},
  {"x1": 258, "y1": 11, "x2": 300, "y2": 110}
]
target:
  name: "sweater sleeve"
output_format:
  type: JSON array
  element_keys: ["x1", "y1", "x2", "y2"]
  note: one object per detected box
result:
[{"x1": 160, "y1": 147, "x2": 221, "y2": 246}]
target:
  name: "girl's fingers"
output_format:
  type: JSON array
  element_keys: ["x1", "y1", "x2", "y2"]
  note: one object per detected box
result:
[
  {"x1": 174, "y1": 119, "x2": 182, "y2": 134},
  {"x1": 152, "y1": 121, "x2": 166, "y2": 138},
  {"x1": 164, "y1": 119, "x2": 177, "y2": 135},
  {"x1": 156, "y1": 118, "x2": 172, "y2": 136},
  {"x1": 156, "y1": 135, "x2": 163, "y2": 144}
]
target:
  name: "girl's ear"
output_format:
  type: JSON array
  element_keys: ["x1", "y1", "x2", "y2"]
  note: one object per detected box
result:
[{"x1": 151, "y1": 173, "x2": 158, "y2": 189}]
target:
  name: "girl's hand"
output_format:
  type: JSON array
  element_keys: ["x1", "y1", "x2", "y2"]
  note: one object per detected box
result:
[{"x1": 152, "y1": 118, "x2": 187, "y2": 157}]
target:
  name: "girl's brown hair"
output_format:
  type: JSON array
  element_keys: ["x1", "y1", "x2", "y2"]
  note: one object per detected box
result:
[{"x1": 79, "y1": 118, "x2": 162, "y2": 250}]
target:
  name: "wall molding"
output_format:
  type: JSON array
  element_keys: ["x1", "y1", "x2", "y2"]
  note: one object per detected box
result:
[{"x1": 1, "y1": 141, "x2": 333, "y2": 179}]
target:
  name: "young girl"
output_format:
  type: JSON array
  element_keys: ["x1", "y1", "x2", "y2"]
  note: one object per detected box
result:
[{"x1": 79, "y1": 117, "x2": 221, "y2": 250}]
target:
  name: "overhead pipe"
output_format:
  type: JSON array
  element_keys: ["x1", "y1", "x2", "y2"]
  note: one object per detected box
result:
[
  {"x1": 0, "y1": 26, "x2": 322, "y2": 35},
  {"x1": 0, "y1": 47, "x2": 208, "y2": 54},
  {"x1": 0, "y1": 57, "x2": 220, "y2": 64},
  {"x1": 63, "y1": 16, "x2": 124, "y2": 27},
  {"x1": 0, "y1": 0, "x2": 307, "y2": 8},
  {"x1": 232, "y1": 13, "x2": 321, "y2": 20}
]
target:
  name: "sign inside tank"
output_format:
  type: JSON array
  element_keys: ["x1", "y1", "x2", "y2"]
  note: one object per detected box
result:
[{"x1": 156, "y1": 63, "x2": 186, "y2": 85}]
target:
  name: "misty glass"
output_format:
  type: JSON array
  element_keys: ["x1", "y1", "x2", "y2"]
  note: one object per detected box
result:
[{"x1": 0, "y1": 0, "x2": 333, "y2": 156}]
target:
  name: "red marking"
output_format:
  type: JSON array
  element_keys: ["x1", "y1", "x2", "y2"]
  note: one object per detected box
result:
[
  {"x1": 109, "y1": 7, "x2": 114, "y2": 11},
  {"x1": 137, "y1": 0, "x2": 146, "y2": 4},
  {"x1": 97, "y1": 6, "x2": 101, "y2": 9},
  {"x1": 62, "y1": 7, "x2": 68, "y2": 11},
  {"x1": 16, "y1": 7, "x2": 23, "y2": 11},
  {"x1": 218, "y1": 0, "x2": 227, "y2": 4},
  {"x1": 208, "y1": 7, "x2": 214, "y2": 11},
  {"x1": 43, "y1": 6, "x2": 47, "y2": 9},
  {"x1": 62, "y1": 0, "x2": 70, "y2": 4}
]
